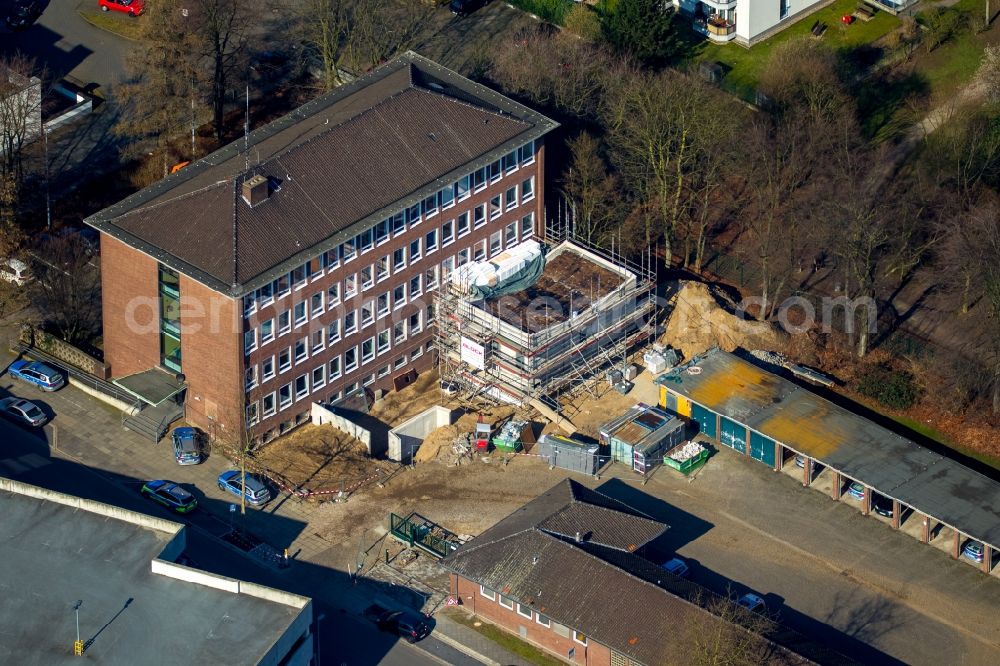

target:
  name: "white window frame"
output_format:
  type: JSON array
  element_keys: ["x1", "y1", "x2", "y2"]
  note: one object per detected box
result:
[
  {"x1": 244, "y1": 329, "x2": 257, "y2": 354},
  {"x1": 521, "y1": 176, "x2": 535, "y2": 202},
  {"x1": 442, "y1": 219, "x2": 455, "y2": 245},
  {"x1": 409, "y1": 238, "x2": 421, "y2": 263},
  {"x1": 377, "y1": 329, "x2": 390, "y2": 355},
  {"x1": 489, "y1": 231, "x2": 502, "y2": 257},
  {"x1": 294, "y1": 301, "x2": 307, "y2": 327},
  {"x1": 393, "y1": 284, "x2": 406, "y2": 310},
  {"x1": 516, "y1": 603, "x2": 532, "y2": 619},
  {"x1": 294, "y1": 373, "x2": 309, "y2": 400},
  {"x1": 425, "y1": 229, "x2": 438, "y2": 254},
  {"x1": 261, "y1": 355, "x2": 275, "y2": 381},
  {"x1": 488, "y1": 195, "x2": 502, "y2": 221},
  {"x1": 536, "y1": 613, "x2": 550, "y2": 628},
  {"x1": 505, "y1": 185, "x2": 518, "y2": 211},
  {"x1": 409, "y1": 274, "x2": 422, "y2": 299},
  {"x1": 393, "y1": 247, "x2": 406, "y2": 272},
  {"x1": 329, "y1": 356, "x2": 342, "y2": 380},
  {"x1": 328, "y1": 282, "x2": 341, "y2": 306},
  {"x1": 345, "y1": 309, "x2": 358, "y2": 335},
  {"x1": 499, "y1": 596, "x2": 514, "y2": 610},
  {"x1": 311, "y1": 329, "x2": 325, "y2": 354},
  {"x1": 480, "y1": 586, "x2": 496, "y2": 601},
  {"x1": 362, "y1": 337, "x2": 375, "y2": 364},
  {"x1": 311, "y1": 365, "x2": 326, "y2": 391},
  {"x1": 278, "y1": 347, "x2": 292, "y2": 373},
  {"x1": 279, "y1": 383, "x2": 293, "y2": 409},
  {"x1": 345, "y1": 347, "x2": 358, "y2": 372},
  {"x1": 262, "y1": 391, "x2": 276, "y2": 417},
  {"x1": 294, "y1": 337, "x2": 308, "y2": 364},
  {"x1": 261, "y1": 318, "x2": 275, "y2": 344},
  {"x1": 574, "y1": 631, "x2": 587, "y2": 646},
  {"x1": 328, "y1": 320, "x2": 341, "y2": 344},
  {"x1": 310, "y1": 291, "x2": 324, "y2": 319}
]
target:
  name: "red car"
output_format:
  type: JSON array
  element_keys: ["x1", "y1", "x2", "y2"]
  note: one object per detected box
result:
[{"x1": 98, "y1": 0, "x2": 144, "y2": 15}]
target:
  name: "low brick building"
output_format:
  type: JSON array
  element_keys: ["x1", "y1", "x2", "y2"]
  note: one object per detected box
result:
[
  {"x1": 442, "y1": 479, "x2": 827, "y2": 666},
  {"x1": 85, "y1": 52, "x2": 557, "y2": 444}
]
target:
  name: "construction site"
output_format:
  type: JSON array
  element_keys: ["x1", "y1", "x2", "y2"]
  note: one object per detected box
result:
[{"x1": 436, "y1": 230, "x2": 656, "y2": 407}]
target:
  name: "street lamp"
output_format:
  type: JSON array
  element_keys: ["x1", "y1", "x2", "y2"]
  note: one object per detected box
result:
[{"x1": 72, "y1": 600, "x2": 83, "y2": 656}]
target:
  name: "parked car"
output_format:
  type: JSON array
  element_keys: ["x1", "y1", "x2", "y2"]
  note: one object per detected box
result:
[
  {"x1": 363, "y1": 604, "x2": 431, "y2": 643},
  {"x1": 846, "y1": 481, "x2": 865, "y2": 501},
  {"x1": 871, "y1": 493, "x2": 894, "y2": 518},
  {"x1": 172, "y1": 426, "x2": 205, "y2": 465},
  {"x1": 140, "y1": 480, "x2": 198, "y2": 514},
  {"x1": 5, "y1": 0, "x2": 41, "y2": 30},
  {"x1": 962, "y1": 540, "x2": 985, "y2": 564},
  {"x1": 0, "y1": 397, "x2": 48, "y2": 427},
  {"x1": 0, "y1": 258, "x2": 32, "y2": 286},
  {"x1": 8, "y1": 360, "x2": 65, "y2": 391},
  {"x1": 98, "y1": 0, "x2": 144, "y2": 15},
  {"x1": 660, "y1": 557, "x2": 689, "y2": 579},
  {"x1": 450, "y1": 0, "x2": 485, "y2": 16},
  {"x1": 217, "y1": 470, "x2": 272, "y2": 506},
  {"x1": 736, "y1": 593, "x2": 766, "y2": 613}
]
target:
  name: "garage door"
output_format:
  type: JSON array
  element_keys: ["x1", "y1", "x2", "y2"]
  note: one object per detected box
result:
[
  {"x1": 719, "y1": 417, "x2": 746, "y2": 453},
  {"x1": 676, "y1": 394, "x2": 692, "y2": 418},
  {"x1": 749, "y1": 431, "x2": 776, "y2": 467},
  {"x1": 690, "y1": 403, "x2": 716, "y2": 439}
]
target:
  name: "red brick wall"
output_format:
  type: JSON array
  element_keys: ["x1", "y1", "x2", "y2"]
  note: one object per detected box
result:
[
  {"x1": 246, "y1": 145, "x2": 546, "y2": 439},
  {"x1": 101, "y1": 234, "x2": 160, "y2": 378},
  {"x1": 178, "y1": 275, "x2": 243, "y2": 440},
  {"x1": 453, "y1": 574, "x2": 610, "y2": 666}
]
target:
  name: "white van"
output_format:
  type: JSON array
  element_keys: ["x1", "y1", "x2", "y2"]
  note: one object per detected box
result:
[{"x1": 0, "y1": 258, "x2": 32, "y2": 286}]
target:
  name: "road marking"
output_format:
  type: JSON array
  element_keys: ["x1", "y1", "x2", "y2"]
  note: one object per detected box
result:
[{"x1": 717, "y1": 509, "x2": 1000, "y2": 651}]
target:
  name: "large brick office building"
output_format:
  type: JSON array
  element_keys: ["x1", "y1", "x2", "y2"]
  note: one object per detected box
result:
[{"x1": 86, "y1": 53, "x2": 557, "y2": 444}]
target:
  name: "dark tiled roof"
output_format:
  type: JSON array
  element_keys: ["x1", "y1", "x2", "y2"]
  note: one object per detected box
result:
[
  {"x1": 85, "y1": 53, "x2": 558, "y2": 296},
  {"x1": 442, "y1": 479, "x2": 835, "y2": 666}
]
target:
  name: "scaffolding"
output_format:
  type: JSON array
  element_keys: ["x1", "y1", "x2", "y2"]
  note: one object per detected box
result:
[{"x1": 435, "y1": 229, "x2": 656, "y2": 409}]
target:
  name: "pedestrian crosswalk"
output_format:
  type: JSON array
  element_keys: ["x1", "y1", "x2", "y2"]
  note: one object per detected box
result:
[{"x1": 0, "y1": 453, "x2": 50, "y2": 477}]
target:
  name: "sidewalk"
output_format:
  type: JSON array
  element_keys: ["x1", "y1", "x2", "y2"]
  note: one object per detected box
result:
[{"x1": 432, "y1": 610, "x2": 537, "y2": 666}]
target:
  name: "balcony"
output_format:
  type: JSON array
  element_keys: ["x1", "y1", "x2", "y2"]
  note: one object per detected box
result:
[
  {"x1": 694, "y1": 17, "x2": 737, "y2": 43},
  {"x1": 701, "y1": 0, "x2": 737, "y2": 8}
]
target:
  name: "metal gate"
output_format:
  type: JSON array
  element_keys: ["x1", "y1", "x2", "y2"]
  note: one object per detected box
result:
[
  {"x1": 750, "y1": 431, "x2": 776, "y2": 467},
  {"x1": 690, "y1": 403, "x2": 717, "y2": 439},
  {"x1": 719, "y1": 417, "x2": 746, "y2": 453}
]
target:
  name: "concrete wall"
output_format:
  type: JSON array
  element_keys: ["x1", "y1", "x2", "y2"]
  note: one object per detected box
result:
[
  {"x1": 387, "y1": 405, "x2": 454, "y2": 461},
  {"x1": 101, "y1": 234, "x2": 161, "y2": 378},
  {"x1": 0, "y1": 477, "x2": 183, "y2": 535},
  {"x1": 311, "y1": 402, "x2": 373, "y2": 451}
]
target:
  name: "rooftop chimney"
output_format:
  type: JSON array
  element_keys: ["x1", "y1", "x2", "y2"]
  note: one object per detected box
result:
[{"x1": 242, "y1": 174, "x2": 269, "y2": 207}]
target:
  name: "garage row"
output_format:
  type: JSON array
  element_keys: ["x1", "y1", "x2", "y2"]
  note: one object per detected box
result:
[{"x1": 656, "y1": 349, "x2": 1000, "y2": 577}]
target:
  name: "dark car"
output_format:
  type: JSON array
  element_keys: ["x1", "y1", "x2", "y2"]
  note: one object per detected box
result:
[
  {"x1": 736, "y1": 593, "x2": 765, "y2": 614},
  {"x1": 8, "y1": 360, "x2": 65, "y2": 391},
  {"x1": 5, "y1": 0, "x2": 41, "y2": 30},
  {"x1": 363, "y1": 604, "x2": 431, "y2": 643},
  {"x1": 141, "y1": 480, "x2": 198, "y2": 514},
  {"x1": 450, "y1": 0, "x2": 485, "y2": 16},
  {"x1": 871, "y1": 493, "x2": 894, "y2": 518},
  {"x1": 172, "y1": 426, "x2": 205, "y2": 465},
  {"x1": 0, "y1": 397, "x2": 48, "y2": 427},
  {"x1": 217, "y1": 470, "x2": 272, "y2": 506}
]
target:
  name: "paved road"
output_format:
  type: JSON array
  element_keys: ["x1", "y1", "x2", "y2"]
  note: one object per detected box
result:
[
  {"x1": 1, "y1": 0, "x2": 128, "y2": 86},
  {"x1": 0, "y1": 411, "x2": 478, "y2": 666}
]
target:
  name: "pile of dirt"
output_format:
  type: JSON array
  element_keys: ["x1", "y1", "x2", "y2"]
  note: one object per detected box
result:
[
  {"x1": 415, "y1": 406, "x2": 517, "y2": 463},
  {"x1": 255, "y1": 424, "x2": 387, "y2": 492},
  {"x1": 369, "y1": 369, "x2": 463, "y2": 426},
  {"x1": 663, "y1": 281, "x2": 789, "y2": 359}
]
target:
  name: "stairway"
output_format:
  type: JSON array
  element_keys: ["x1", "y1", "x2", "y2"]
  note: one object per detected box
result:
[{"x1": 123, "y1": 401, "x2": 184, "y2": 442}]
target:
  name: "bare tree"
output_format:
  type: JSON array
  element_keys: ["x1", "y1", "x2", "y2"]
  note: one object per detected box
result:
[
  {"x1": 683, "y1": 589, "x2": 784, "y2": 666},
  {"x1": 560, "y1": 132, "x2": 620, "y2": 245},
  {"x1": 0, "y1": 53, "x2": 42, "y2": 185},
  {"x1": 116, "y1": 0, "x2": 257, "y2": 148},
  {"x1": 345, "y1": 0, "x2": 434, "y2": 74},
  {"x1": 937, "y1": 190, "x2": 1000, "y2": 412},
  {"x1": 298, "y1": 0, "x2": 350, "y2": 91},
  {"x1": 29, "y1": 234, "x2": 101, "y2": 345},
  {"x1": 0, "y1": 175, "x2": 27, "y2": 320}
]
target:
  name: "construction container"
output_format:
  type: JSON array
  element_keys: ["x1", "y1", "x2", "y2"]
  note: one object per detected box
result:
[
  {"x1": 644, "y1": 350, "x2": 668, "y2": 374},
  {"x1": 663, "y1": 441, "x2": 709, "y2": 475},
  {"x1": 632, "y1": 416, "x2": 686, "y2": 474},
  {"x1": 538, "y1": 433, "x2": 600, "y2": 475},
  {"x1": 492, "y1": 419, "x2": 531, "y2": 452}
]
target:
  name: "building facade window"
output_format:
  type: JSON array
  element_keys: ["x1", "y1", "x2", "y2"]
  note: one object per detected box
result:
[
  {"x1": 480, "y1": 586, "x2": 496, "y2": 600},
  {"x1": 158, "y1": 264, "x2": 182, "y2": 373},
  {"x1": 295, "y1": 374, "x2": 308, "y2": 399},
  {"x1": 516, "y1": 603, "x2": 532, "y2": 619},
  {"x1": 499, "y1": 596, "x2": 514, "y2": 610}
]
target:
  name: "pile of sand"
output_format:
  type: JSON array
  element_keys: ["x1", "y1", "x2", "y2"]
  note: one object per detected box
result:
[
  {"x1": 414, "y1": 407, "x2": 517, "y2": 463},
  {"x1": 663, "y1": 281, "x2": 789, "y2": 359}
]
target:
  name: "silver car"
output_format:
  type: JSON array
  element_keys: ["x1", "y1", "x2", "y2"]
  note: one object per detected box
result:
[
  {"x1": 171, "y1": 427, "x2": 205, "y2": 465},
  {"x1": 0, "y1": 397, "x2": 48, "y2": 427}
]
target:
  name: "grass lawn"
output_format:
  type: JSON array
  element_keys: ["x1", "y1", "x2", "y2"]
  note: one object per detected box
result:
[
  {"x1": 889, "y1": 414, "x2": 1000, "y2": 473},
  {"x1": 443, "y1": 610, "x2": 566, "y2": 666},
  {"x1": 692, "y1": 0, "x2": 900, "y2": 99},
  {"x1": 76, "y1": 4, "x2": 144, "y2": 41}
]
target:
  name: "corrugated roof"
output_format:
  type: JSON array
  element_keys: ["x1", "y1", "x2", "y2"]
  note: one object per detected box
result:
[
  {"x1": 657, "y1": 349, "x2": 1000, "y2": 549},
  {"x1": 85, "y1": 52, "x2": 558, "y2": 296}
]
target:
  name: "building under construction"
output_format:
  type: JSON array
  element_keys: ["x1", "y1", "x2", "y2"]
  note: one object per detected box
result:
[{"x1": 436, "y1": 234, "x2": 655, "y2": 405}]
